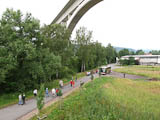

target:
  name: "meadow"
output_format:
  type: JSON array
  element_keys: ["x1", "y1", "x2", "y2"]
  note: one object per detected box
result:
[
  {"x1": 114, "y1": 65, "x2": 160, "y2": 80},
  {"x1": 31, "y1": 76, "x2": 160, "y2": 120}
]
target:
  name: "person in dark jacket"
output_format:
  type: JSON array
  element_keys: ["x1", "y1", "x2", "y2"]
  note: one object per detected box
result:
[
  {"x1": 70, "y1": 80, "x2": 73, "y2": 87},
  {"x1": 22, "y1": 93, "x2": 25, "y2": 105}
]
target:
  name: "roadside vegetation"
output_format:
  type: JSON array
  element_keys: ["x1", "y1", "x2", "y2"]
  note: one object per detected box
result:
[
  {"x1": 114, "y1": 65, "x2": 160, "y2": 79},
  {"x1": 31, "y1": 76, "x2": 160, "y2": 120}
]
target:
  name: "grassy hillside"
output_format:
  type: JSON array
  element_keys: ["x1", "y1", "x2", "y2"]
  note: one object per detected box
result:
[{"x1": 31, "y1": 76, "x2": 160, "y2": 120}]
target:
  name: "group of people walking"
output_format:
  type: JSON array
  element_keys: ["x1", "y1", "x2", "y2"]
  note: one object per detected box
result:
[
  {"x1": 32, "y1": 80, "x2": 64, "y2": 98},
  {"x1": 33, "y1": 87, "x2": 61, "y2": 98},
  {"x1": 70, "y1": 76, "x2": 78, "y2": 87},
  {"x1": 51, "y1": 88, "x2": 60, "y2": 97},
  {"x1": 18, "y1": 75, "x2": 80, "y2": 105},
  {"x1": 70, "y1": 80, "x2": 75, "y2": 87}
]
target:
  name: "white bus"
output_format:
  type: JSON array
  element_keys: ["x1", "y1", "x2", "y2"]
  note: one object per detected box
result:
[{"x1": 99, "y1": 66, "x2": 111, "y2": 75}]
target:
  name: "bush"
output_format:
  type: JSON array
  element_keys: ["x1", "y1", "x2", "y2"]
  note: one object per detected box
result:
[
  {"x1": 119, "y1": 57, "x2": 139, "y2": 65},
  {"x1": 37, "y1": 84, "x2": 45, "y2": 113},
  {"x1": 58, "y1": 66, "x2": 76, "y2": 78}
]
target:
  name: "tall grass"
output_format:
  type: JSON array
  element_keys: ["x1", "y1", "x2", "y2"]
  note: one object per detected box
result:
[
  {"x1": 104, "y1": 78, "x2": 160, "y2": 120},
  {"x1": 31, "y1": 77, "x2": 160, "y2": 120},
  {"x1": 32, "y1": 77, "x2": 117, "y2": 120}
]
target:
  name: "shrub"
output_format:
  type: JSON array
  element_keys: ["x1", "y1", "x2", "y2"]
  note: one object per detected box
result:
[{"x1": 119, "y1": 57, "x2": 139, "y2": 65}]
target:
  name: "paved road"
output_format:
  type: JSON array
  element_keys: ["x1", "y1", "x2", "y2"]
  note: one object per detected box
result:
[
  {"x1": 108, "y1": 64, "x2": 147, "y2": 80},
  {"x1": 108, "y1": 71, "x2": 147, "y2": 80},
  {"x1": 0, "y1": 74, "x2": 98, "y2": 120}
]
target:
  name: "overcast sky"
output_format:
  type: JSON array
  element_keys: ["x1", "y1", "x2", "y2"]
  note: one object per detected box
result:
[{"x1": 0, "y1": 0, "x2": 160, "y2": 50}]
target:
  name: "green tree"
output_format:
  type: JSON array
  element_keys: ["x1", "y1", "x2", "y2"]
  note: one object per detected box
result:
[
  {"x1": 129, "y1": 57, "x2": 135, "y2": 65},
  {"x1": 0, "y1": 9, "x2": 41, "y2": 92},
  {"x1": 42, "y1": 24, "x2": 73, "y2": 78},
  {"x1": 106, "y1": 43, "x2": 117, "y2": 64},
  {"x1": 0, "y1": 9, "x2": 61, "y2": 93},
  {"x1": 150, "y1": 50, "x2": 160, "y2": 55},
  {"x1": 119, "y1": 49, "x2": 130, "y2": 57},
  {"x1": 136, "y1": 49, "x2": 145, "y2": 55},
  {"x1": 92, "y1": 42, "x2": 106, "y2": 67},
  {"x1": 42, "y1": 24, "x2": 72, "y2": 66},
  {"x1": 74, "y1": 27, "x2": 93, "y2": 72},
  {"x1": 130, "y1": 51, "x2": 135, "y2": 55}
]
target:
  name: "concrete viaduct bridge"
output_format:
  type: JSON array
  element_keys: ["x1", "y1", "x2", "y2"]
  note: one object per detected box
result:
[{"x1": 52, "y1": 0, "x2": 103, "y2": 32}]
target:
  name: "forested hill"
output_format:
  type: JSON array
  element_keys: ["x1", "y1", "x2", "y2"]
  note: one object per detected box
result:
[
  {"x1": 114, "y1": 47, "x2": 136, "y2": 52},
  {"x1": 114, "y1": 46, "x2": 152, "y2": 53}
]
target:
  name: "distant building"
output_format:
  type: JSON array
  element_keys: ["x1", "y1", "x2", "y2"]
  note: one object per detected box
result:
[{"x1": 120, "y1": 55, "x2": 160, "y2": 65}]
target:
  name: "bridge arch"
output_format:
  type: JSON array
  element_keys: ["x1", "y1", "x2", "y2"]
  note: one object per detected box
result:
[{"x1": 52, "y1": 0, "x2": 103, "y2": 32}]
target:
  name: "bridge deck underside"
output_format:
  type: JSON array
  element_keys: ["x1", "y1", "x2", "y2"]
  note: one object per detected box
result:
[
  {"x1": 52, "y1": 0, "x2": 103, "y2": 32},
  {"x1": 68, "y1": 0, "x2": 103, "y2": 32}
]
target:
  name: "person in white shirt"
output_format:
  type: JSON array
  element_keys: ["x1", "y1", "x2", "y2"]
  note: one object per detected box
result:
[
  {"x1": 33, "y1": 89, "x2": 37, "y2": 97},
  {"x1": 18, "y1": 94, "x2": 22, "y2": 105},
  {"x1": 52, "y1": 88, "x2": 56, "y2": 97},
  {"x1": 59, "y1": 80, "x2": 63, "y2": 88}
]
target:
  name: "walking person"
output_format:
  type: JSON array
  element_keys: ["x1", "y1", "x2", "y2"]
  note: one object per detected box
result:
[
  {"x1": 123, "y1": 73, "x2": 126, "y2": 78},
  {"x1": 33, "y1": 89, "x2": 37, "y2": 97},
  {"x1": 52, "y1": 88, "x2": 56, "y2": 97},
  {"x1": 75, "y1": 76, "x2": 77, "y2": 81},
  {"x1": 72, "y1": 80, "x2": 75, "y2": 88},
  {"x1": 56, "y1": 88, "x2": 59, "y2": 96},
  {"x1": 70, "y1": 80, "x2": 73, "y2": 87},
  {"x1": 59, "y1": 80, "x2": 63, "y2": 88},
  {"x1": 46, "y1": 88, "x2": 49, "y2": 97},
  {"x1": 22, "y1": 93, "x2": 25, "y2": 105},
  {"x1": 18, "y1": 94, "x2": 22, "y2": 105}
]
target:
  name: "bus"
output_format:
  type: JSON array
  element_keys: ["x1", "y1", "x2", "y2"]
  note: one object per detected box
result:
[{"x1": 99, "y1": 66, "x2": 111, "y2": 75}]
